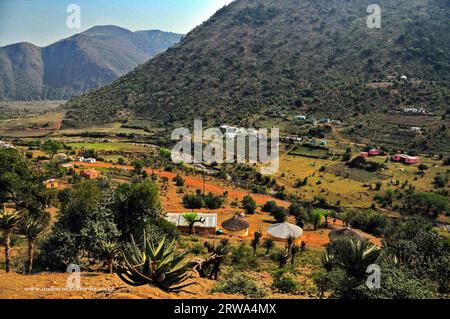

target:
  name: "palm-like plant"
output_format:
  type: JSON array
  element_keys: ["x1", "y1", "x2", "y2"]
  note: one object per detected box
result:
[
  {"x1": 0, "y1": 208, "x2": 22, "y2": 273},
  {"x1": 182, "y1": 213, "x2": 205, "y2": 235},
  {"x1": 250, "y1": 230, "x2": 262, "y2": 256},
  {"x1": 321, "y1": 251, "x2": 336, "y2": 272},
  {"x1": 290, "y1": 244, "x2": 300, "y2": 265},
  {"x1": 117, "y1": 234, "x2": 196, "y2": 292},
  {"x1": 263, "y1": 238, "x2": 274, "y2": 254},
  {"x1": 331, "y1": 238, "x2": 381, "y2": 278},
  {"x1": 198, "y1": 239, "x2": 231, "y2": 280},
  {"x1": 20, "y1": 215, "x2": 48, "y2": 274},
  {"x1": 275, "y1": 249, "x2": 289, "y2": 269},
  {"x1": 99, "y1": 240, "x2": 120, "y2": 274}
]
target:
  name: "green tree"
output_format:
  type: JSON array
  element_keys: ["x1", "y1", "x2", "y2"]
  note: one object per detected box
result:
[
  {"x1": 20, "y1": 213, "x2": 49, "y2": 274},
  {"x1": 242, "y1": 195, "x2": 257, "y2": 214},
  {"x1": 41, "y1": 140, "x2": 62, "y2": 158},
  {"x1": 0, "y1": 208, "x2": 22, "y2": 273},
  {"x1": 182, "y1": 213, "x2": 205, "y2": 235}
]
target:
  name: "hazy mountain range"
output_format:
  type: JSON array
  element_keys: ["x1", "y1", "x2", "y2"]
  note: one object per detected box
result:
[{"x1": 0, "y1": 25, "x2": 183, "y2": 101}]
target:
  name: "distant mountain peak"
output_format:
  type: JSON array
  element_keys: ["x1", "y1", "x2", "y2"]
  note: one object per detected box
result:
[{"x1": 0, "y1": 26, "x2": 183, "y2": 101}]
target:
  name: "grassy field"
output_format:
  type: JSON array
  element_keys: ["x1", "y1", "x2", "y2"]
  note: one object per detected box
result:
[{"x1": 288, "y1": 145, "x2": 329, "y2": 158}]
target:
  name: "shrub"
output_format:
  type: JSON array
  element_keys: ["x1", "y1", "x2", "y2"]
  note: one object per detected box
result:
[
  {"x1": 242, "y1": 195, "x2": 257, "y2": 214},
  {"x1": 272, "y1": 274, "x2": 300, "y2": 294},
  {"x1": 212, "y1": 273, "x2": 266, "y2": 298},
  {"x1": 262, "y1": 200, "x2": 278, "y2": 213},
  {"x1": 182, "y1": 194, "x2": 205, "y2": 209},
  {"x1": 173, "y1": 174, "x2": 185, "y2": 186}
]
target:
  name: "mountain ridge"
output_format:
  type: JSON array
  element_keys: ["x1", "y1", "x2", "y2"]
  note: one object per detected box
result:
[
  {"x1": 62, "y1": 0, "x2": 450, "y2": 132},
  {"x1": 0, "y1": 26, "x2": 183, "y2": 101}
]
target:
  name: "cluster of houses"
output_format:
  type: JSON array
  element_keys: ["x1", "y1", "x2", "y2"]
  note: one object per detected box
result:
[
  {"x1": 74, "y1": 156, "x2": 97, "y2": 164},
  {"x1": 294, "y1": 115, "x2": 341, "y2": 125},
  {"x1": 387, "y1": 75, "x2": 408, "y2": 82},
  {"x1": 402, "y1": 108, "x2": 427, "y2": 114},
  {"x1": 0, "y1": 140, "x2": 14, "y2": 149},
  {"x1": 360, "y1": 148, "x2": 382, "y2": 157},
  {"x1": 164, "y1": 213, "x2": 304, "y2": 244},
  {"x1": 305, "y1": 138, "x2": 328, "y2": 146},
  {"x1": 392, "y1": 154, "x2": 420, "y2": 165},
  {"x1": 219, "y1": 125, "x2": 265, "y2": 139}
]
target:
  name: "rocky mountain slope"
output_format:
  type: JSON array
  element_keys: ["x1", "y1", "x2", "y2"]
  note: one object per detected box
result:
[
  {"x1": 0, "y1": 26, "x2": 183, "y2": 100},
  {"x1": 62, "y1": 0, "x2": 450, "y2": 133}
]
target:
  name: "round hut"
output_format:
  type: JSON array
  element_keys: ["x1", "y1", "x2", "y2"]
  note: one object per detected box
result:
[
  {"x1": 267, "y1": 222, "x2": 303, "y2": 244},
  {"x1": 328, "y1": 227, "x2": 365, "y2": 242},
  {"x1": 221, "y1": 215, "x2": 250, "y2": 237}
]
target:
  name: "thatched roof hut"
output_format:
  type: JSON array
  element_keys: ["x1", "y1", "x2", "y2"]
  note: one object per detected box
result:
[
  {"x1": 267, "y1": 222, "x2": 303, "y2": 243},
  {"x1": 221, "y1": 215, "x2": 250, "y2": 237},
  {"x1": 328, "y1": 227, "x2": 365, "y2": 242}
]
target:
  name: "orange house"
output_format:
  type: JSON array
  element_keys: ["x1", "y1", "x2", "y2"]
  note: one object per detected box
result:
[
  {"x1": 43, "y1": 179, "x2": 59, "y2": 189},
  {"x1": 80, "y1": 170, "x2": 101, "y2": 180}
]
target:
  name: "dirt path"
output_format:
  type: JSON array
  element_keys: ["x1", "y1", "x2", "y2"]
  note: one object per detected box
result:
[{"x1": 75, "y1": 161, "x2": 290, "y2": 206}]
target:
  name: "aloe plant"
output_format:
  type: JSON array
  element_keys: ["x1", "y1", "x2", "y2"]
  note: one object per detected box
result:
[
  {"x1": 117, "y1": 234, "x2": 196, "y2": 292},
  {"x1": 99, "y1": 240, "x2": 120, "y2": 274}
]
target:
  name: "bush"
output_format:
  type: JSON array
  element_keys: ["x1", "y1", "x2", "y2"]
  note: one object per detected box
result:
[
  {"x1": 262, "y1": 200, "x2": 278, "y2": 213},
  {"x1": 242, "y1": 195, "x2": 257, "y2": 214},
  {"x1": 182, "y1": 194, "x2": 205, "y2": 209},
  {"x1": 272, "y1": 206, "x2": 287, "y2": 223},
  {"x1": 348, "y1": 210, "x2": 389, "y2": 235},
  {"x1": 272, "y1": 274, "x2": 300, "y2": 294},
  {"x1": 212, "y1": 273, "x2": 266, "y2": 298},
  {"x1": 204, "y1": 193, "x2": 224, "y2": 209},
  {"x1": 173, "y1": 174, "x2": 185, "y2": 186}
]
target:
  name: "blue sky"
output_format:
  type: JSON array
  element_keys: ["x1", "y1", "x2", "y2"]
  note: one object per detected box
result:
[{"x1": 0, "y1": 0, "x2": 233, "y2": 47}]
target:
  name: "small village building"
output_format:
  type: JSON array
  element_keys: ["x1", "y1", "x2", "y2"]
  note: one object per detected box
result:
[
  {"x1": 387, "y1": 75, "x2": 396, "y2": 81},
  {"x1": 294, "y1": 115, "x2": 306, "y2": 121},
  {"x1": 75, "y1": 156, "x2": 85, "y2": 162},
  {"x1": 368, "y1": 149, "x2": 381, "y2": 156},
  {"x1": 267, "y1": 222, "x2": 303, "y2": 244},
  {"x1": 54, "y1": 153, "x2": 68, "y2": 162},
  {"x1": 80, "y1": 170, "x2": 101, "y2": 180},
  {"x1": 411, "y1": 127, "x2": 421, "y2": 133},
  {"x1": 285, "y1": 135, "x2": 302, "y2": 142},
  {"x1": 221, "y1": 215, "x2": 250, "y2": 237},
  {"x1": 320, "y1": 118, "x2": 331, "y2": 123},
  {"x1": 0, "y1": 140, "x2": 14, "y2": 149},
  {"x1": 360, "y1": 152, "x2": 369, "y2": 158},
  {"x1": 61, "y1": 163, "x2": 73, "y2": 169},
  {"x1": 43, "y1": 179, "x2": 59, "y2": 189},
  {"x1": 84, "y1": 158, "x2": 97, "y2": 164},
  {"x1": 392, "y1": 154, "x2": 420, "y2": 165},
  {"x1": 165, "y1": 213, "x2": 217, "y2": 235},
  {"x1": 400, "y1": 75, "x2": 408, "y2": 81},
  {"x1": 405, "y1": 156, "x2": 420, "y2": 164},
  {"x1": 319, "y1": 140, "x2": 328, "y2": 146},
  {"x1": 329, "y1": 227, "x2": 365, "y2": 242}
]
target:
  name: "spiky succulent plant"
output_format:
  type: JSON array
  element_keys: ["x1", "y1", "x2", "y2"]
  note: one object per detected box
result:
[{"x1": 117, "y1": 233, "x2": 197, "y2": 292}]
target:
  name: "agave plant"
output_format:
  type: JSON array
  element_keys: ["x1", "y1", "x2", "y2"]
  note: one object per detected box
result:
[
  {"x1": 331, "y1": 238, "x2": 381, "y2": 278},
  {"x1": 275, "y1": 249, "x2": 289, "y2": 269},
  {"x1": 99, "y1": 240, "x2": 120, "y2": 274},
  {"x1": 117, "y1": 234, "x2": 197, "y2": 292},
  {"x1": 0, "y1": 208, "x2": 22, "y2": 273},
  {"x1": 321, "y1": 251, "x2": 336, "y2": 272}
]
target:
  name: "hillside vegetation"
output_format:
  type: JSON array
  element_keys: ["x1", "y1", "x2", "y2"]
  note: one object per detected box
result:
[{"x1": 63, "y1": 0, "x2": 450, "y2": 141}]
